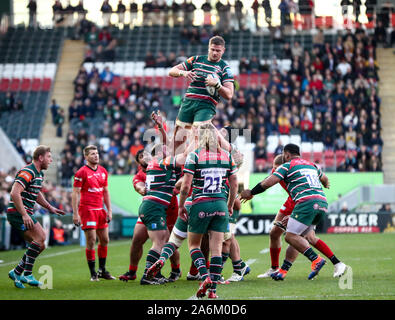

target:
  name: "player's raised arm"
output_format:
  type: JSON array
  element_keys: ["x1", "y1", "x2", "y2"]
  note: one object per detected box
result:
[{"x1": 71, "y1": 186, "x2": 81, "y2": 226}]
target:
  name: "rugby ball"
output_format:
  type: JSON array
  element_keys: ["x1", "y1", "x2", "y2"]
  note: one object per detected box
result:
[{"x1": 206, "y1": 73, "x2": 220, "y2": 96}]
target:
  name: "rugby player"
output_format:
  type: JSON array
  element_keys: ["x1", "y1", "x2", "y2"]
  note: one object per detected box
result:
[
  {"x1": 118, "y1": 149, "x2": 178, "y2": 284},
  {"x1": 72, "y1": 145, "x2": 116, "y2": 281},
  {"x1": 178, "y1": 124, "x2": 238, "y2": 299},
  {"x1": 137, "y1": 130, "x2": 195, "y2": 285},
  {"x1": 8, "y1": 145, "x2": 65, "y2": 288},
  {"x1": 168, "y1": 35, "x2": 234, "y2": 155},
  {"x1": 241, "y1": 144, "x2": 336, "y2": 280},
  {"x1": 258, "y1": 155, "x2": 347, "y2": 280}
]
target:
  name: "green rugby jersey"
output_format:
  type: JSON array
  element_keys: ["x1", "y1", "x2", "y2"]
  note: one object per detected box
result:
[
  {"x1": 272, "y1": 158, "x2": 327, "y2": 204},
  {"x1": 7, "y1": 163, "x2": 44, "y2": 215},
  {"x1": 143, "y1": 156, "x2": 178, "y2": 207},
  {"x1": 183, "y1": 148, "x2": 238, "y2": 203},
  {"x1": 181, "y1": 55, "x2": 234, "y2": 106}
]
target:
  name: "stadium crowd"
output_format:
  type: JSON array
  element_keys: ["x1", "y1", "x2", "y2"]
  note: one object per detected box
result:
[
  {"x1": 57, "y1": 27, "x2": 382, "y2": 184},
  {"x1": 237, "y1": 28, "x2": 382, "y2": 173}
]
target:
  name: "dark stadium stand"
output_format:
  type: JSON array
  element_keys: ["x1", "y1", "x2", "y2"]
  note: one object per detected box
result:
[{"x1": 0, "y1": 27, "x2": 63, "y2": 141}]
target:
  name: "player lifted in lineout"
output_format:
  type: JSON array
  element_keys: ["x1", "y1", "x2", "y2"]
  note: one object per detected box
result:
[
  {"x1": 241, "y1": 144, "x2": 339, "y2": 280},
  {"x1": 179, "y1": 125, "x2": 238, "y2": 299},
  {"x1": 258, "y1": 155, "x2": 347, "y2": 280},
  {"x1": 168, "y1": 35, "x2": 234, "y2": 155},
  {"x1": 72, "y1": 145, "x2": 116, "y2": 281},
  {"x1": 8, "y1": 146, "x2": 65, "y2": 288}
]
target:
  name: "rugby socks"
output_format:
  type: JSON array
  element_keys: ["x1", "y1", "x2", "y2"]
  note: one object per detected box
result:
[
  {"x1": 98, "y1": 245, "x2": 108, "y2": 271},
  {"x1": 221, "y1": 252, "x2": 230, "y2": 267},
  {"x1": 14, "y1": 253, "x2": 26, "y2": 275},
  {"x1": 190, "y1": 248, "x2": 209, "y2": 280},
  {"x1": 232, "y1": 259, "x2": 247, "y2": 276},
  {"x1": 23, "y1": 241, "x2": 41, "y2": 276},
  {"x1": 189, "y1": 261, "x2": 199, "y2": 276},
  {"x1": 144, "y1": 249, "x2": 160, "y2": 276},
  {"x1": 303, "y1": 247, "x2": 319, "y2": 262},
  {"x1": 280, "y1": 259, "x2": 293, "y2": 272},
  {"x1": 270, "y1": 247, "x2": 281, "y2": 269},
  {"x1": 129, "y1": 264, "x2": 138, "y2": 276},
  {"x1": 171, "y1": 263, "x2": 181, "y2": 273},
  {"x1": 86, "y1": 249, "x2": 96, "y2": 276},
  {"x1": 314, "y1": 240, "x2": 340, "y2": 265},
  {"x1": 160, "y1": 243, "x2": 177, "y2": 263},
  {"x1": 209, "y1": 256, "x2": 223, "y2": 294}
]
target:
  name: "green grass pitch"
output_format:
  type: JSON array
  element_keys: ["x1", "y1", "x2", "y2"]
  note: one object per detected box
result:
[{"x1": 0, "y1": 233, "x2": 394, "y2": 300}]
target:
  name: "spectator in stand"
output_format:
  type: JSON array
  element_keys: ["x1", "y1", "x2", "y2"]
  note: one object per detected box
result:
[
  {"x1": 262, "y1": 0, "x2": 272, "y2": 27},
  {"x1": 27, "y1": 0, "x2": 37, "y2": 28},
  {"x1": 100, "y1": 66, "x2": 115, "y2": 84},
  {"x1": 155, "y1": 51, "x2": 168, "y2": 67},
  {"x1": 291, "y1": 41, "x2": 304, "y2": 58},
  {"x1": 55, "y1": 108, "x2": 65, "y2": 137},
  {"x1": 52, "y1": 0, "x2": 64, "y2": 26},
  {"x1": 249, "y1": 56, "x2": 262, "y2": 73},
  {"x1": 101, "y1": 0, "x2": 113, "y2": 27},
  {"x1": 234, "y1": 0, "x2": 244, "y2": 31},
  {"x1": 254, "y1": 138, "x2": 267, "y2": 160},
  {"x1": 116, "y1": 0, "x2": 126, "y2": 26},
  {"x1": 278, "y1": 0, "x2": 290, "y2": 29},
  {"x1": 129, "y1": 1, "x2": 138, "y2": 28},
  {"x1": 251, "y1": 0, "x2": 260, "y2": 30},
  {"x1": 144, "y1": 52, "x2": 156, "y2": 68},
  {"x1": 49, "y1": 219, "x2": 69, "y2": 246},
  {"x1": 299, "y1": 0, "x2": 313, "y2": 29}
]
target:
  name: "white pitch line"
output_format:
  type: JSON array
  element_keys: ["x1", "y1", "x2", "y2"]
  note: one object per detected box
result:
[{"x1": 260, "y1": 248, "x2": 270, "y2": 254}]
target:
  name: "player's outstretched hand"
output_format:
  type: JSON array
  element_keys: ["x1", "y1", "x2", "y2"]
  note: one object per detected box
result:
[
  {"x1": 240, "y1": 189, "x2": 253, "y2": 203},
  {"x1": 49, "y1": 206, "x2": 66, "y2": 216},
  {"x1": 178, "y1": 206, "x2": 188, "y2": 222},
  {"x1": 151, "y1": 110, "x2": 163, "y2": 127}
]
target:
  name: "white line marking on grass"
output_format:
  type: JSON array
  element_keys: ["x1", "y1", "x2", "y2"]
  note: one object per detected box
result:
[
  {"x1": 0, "y1": 240, "x2": 130, "y2": 268},
  {"x1": 230, "y1": 293, "x2": 395, "y2": 300},
  {"x1": 260, "y1": 248, "x2": 270, "y2": 254},
  {"x1": 246, "y1": 259, "x2": 257, "y2": 265}
]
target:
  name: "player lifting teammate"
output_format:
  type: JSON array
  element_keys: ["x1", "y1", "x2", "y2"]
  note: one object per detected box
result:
[
  {"x1": 178, "y1": 125, "x2": 238, "y2": 299},
  {"x1": 72, "y1": 145, "x2": 115, "y2": 281}
]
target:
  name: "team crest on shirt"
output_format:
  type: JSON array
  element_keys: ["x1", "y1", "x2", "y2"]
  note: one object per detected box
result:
[
  {"x1": 199, "y1": 212, "x2": 206, "y2": 219},
  {"x1": 313, "y1": 203, "x2": 319, "y2": 210}
]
